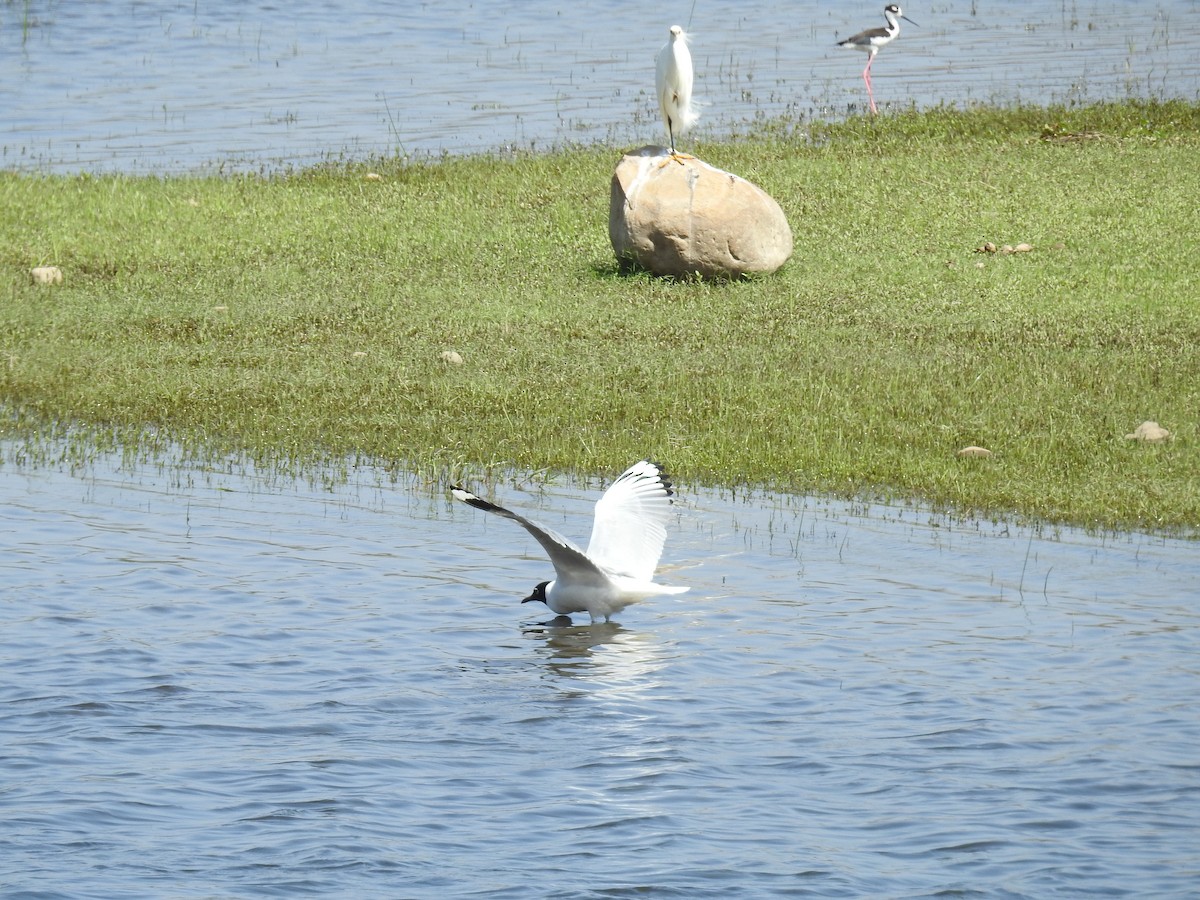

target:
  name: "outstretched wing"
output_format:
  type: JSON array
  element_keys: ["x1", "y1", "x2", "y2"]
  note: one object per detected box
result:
[
  {"x1": 585, "y1": 460, "x2": 677, "y2": 582},
  {"x1": 451, "y1": 487, "x2": 610, "y2": 589}
]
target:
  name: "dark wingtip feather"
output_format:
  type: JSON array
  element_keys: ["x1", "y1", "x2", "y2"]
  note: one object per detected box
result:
[
  {"x1": 643, "y1": 459, "x2": 675, "y2": 499},
  {"x1": 451, "y1": 486, "x2": 500, "y2": 514}
]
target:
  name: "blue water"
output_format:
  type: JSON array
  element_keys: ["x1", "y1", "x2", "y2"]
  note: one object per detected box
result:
[
  {"x1": 2, "y1": 445, "x2": 1198, "y2": 897},
  {"x1": 2, "y1": 0, "x2": 1198, "y2": 173}
]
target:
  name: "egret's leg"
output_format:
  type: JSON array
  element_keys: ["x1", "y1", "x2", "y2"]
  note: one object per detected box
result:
[{"x1": 659, "y1": 119, "x2": 693, "y2": 166}]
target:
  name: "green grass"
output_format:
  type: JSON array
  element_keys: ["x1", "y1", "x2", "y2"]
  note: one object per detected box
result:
[{"x1": 3, "y1": 101, "x2": 1198, "y2": 533}]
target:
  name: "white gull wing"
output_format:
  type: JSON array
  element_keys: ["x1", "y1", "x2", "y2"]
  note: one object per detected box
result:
[
  {"x1": 585, "y1": 460, "x2": 676, "y2": 583},
  {"x1": 450, "y1": 487, "x2": 611, "y2": 590}
]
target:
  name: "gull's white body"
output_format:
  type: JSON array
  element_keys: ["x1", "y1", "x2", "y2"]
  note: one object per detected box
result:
[
  {"x1": 451, "y1": 460, "x2": 688, "y2": 623},
  {"x1": 655, "y1": 25, "x2": 698, "y2": 155}
]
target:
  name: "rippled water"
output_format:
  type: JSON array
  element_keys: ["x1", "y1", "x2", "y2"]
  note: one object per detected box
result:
[
  {"x1": 3, "y1": 0, "x2": 1199, "y2": 172},
  {"x1": 2, "y1": 444, "x2": 1198, "y2": 897}
]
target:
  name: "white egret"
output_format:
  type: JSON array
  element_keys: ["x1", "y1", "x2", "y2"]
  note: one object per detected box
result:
[
  {"x1": 837, "y1": 4, "x2": 917, "y2": 115},
  {"x1": 655, "y1": 25, "x2": 698, "y2": 162}
]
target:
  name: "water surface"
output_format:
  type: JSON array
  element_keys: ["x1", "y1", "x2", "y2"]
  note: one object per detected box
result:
[
  {"x1": 2, "y1": 446, "x2": 1197, "y2": 896},
  {"x1": 3, "y1": 0, "x2": 1198, "y2": 172}
]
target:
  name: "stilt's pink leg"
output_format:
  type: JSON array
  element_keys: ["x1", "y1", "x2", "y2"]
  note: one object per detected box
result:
[{"x1": 863, "y1": 54, "x2": 877, "y2": 115}]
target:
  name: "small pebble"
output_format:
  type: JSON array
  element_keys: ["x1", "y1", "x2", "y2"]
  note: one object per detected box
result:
[
  {"x1": 30, "y1": 265, "x2": 63, "y2": 285},
  {"x1": 957, "y1": 446, "x2": 993, "y2": 459},
  {"x1": 439, "y1": 350, "x2": 464, "y2": 366},
  {"x1": 1124, "y1": 421, "x2": 1171, "y2": 443}
]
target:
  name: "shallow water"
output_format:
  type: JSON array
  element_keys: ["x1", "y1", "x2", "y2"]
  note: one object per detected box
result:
[
  {"x1": 2, "y1": 445, "x2": 1198, "y2": 897},
  {"x1": 2, "y1": 0, "x2": 1198, "y2": 173}
]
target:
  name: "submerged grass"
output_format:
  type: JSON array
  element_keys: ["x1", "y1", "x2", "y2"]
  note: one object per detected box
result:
[{"x1": 2, "y1": 101, "x2": 1198, "y2": 532}]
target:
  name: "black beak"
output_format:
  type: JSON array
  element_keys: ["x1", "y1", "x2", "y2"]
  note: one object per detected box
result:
[{"x1": 522, "y1": 581, "x2": 550, "y2": 605}]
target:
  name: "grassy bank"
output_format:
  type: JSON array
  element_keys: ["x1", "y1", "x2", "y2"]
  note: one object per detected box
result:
[{"x1": 2, "y1": 101, "x2": 1198, "y2": 532}]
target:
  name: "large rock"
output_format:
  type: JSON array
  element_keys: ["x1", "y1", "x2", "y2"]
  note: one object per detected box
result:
[{"x1": 609, "y1": 146, "x2": 792, "y2": 279}]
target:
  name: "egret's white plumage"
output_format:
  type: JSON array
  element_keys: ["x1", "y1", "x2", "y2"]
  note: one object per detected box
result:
[
  {"x1": 837, "y1": 4, "x2": 917, "y2": 115},
  {"x1": 451, "y1": 460, "x2": 689, "y2": 623},
  {"x1": 655, "y1": 25, "x2": 698, "y2": 160}
]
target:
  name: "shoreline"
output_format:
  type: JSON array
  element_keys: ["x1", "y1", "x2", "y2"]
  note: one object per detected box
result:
[{"x1": 3, "y1": 101, "x2": 1198, "y2": 534}]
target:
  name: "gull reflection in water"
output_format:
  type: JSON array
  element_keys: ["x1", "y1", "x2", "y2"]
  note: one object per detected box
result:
[{"x1": 522, "y1": 618, "x2": 669, "y2": 686}]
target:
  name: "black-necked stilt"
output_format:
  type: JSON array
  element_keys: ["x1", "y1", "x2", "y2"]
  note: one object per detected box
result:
[{"x1": 837, "y1": 4, "x2": 917, "y2": 115}]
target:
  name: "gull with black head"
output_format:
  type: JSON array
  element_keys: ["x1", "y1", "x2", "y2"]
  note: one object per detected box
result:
[{"x1": 451, "y1": 460, "x2": 689, "y2": 623}]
